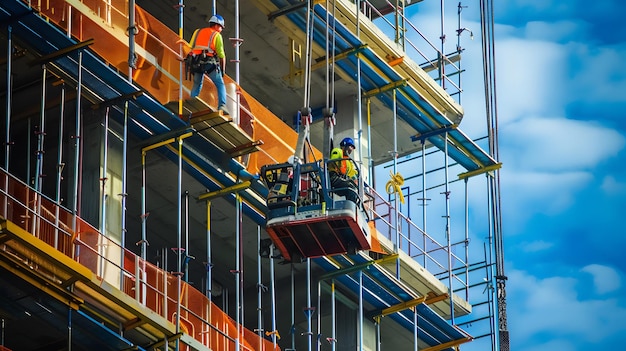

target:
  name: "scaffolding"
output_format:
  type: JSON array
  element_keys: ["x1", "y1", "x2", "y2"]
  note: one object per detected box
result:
[{"x1": 0, "y1": 0, "x2": 506, "y2": 350}]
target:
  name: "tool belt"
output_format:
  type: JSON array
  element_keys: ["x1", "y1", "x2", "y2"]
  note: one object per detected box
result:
[{"x1": 184, "y1": 51, "x2": 218, "y2": 79}]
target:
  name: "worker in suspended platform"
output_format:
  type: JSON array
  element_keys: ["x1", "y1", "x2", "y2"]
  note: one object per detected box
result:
[
  {"x1": 328, "y1": 137, "x2": 359, "y2": 203},
  {"x1": 181, "y1": 14, "x2": 228, "y2": 113}
]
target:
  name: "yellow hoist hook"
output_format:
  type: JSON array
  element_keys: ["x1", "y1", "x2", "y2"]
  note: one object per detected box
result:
[{"x1": 385, "y1": 171, "x2": 405, "y2": 204}]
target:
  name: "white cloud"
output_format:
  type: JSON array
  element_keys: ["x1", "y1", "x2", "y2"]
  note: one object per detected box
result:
[
  {"x1": 502, "y1": 169, "x2": 591, "y2": 228},
  {"x1": 601, "y1": 175, "x2": 626, "y2": 194},
  {"x1": 501, "y1": 117, "x2": 625, "y2": 172},
  {"x1": 581, "y1": 264, "x2": 622, "y2": 294},
  {"x1": 524, "y1": 20, "x2": 589, "y2": 42},
  {"x1": 567, "y1": 43, "x2": 626, "y2": 103},
  {"x1": 508, "y1": 268, "x2": 626, "y2": 349},
  {"x1": 521, "y1": 240, "x2": 554, "y2": 252}
]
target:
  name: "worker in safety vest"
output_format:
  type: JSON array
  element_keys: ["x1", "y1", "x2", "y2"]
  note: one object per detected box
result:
[
  {"x1": 184, "y1": 14, "x2": 227, "y2": 112},
  {"x1": 328, "y1": 137, "x2": 358, "y2": 202}
]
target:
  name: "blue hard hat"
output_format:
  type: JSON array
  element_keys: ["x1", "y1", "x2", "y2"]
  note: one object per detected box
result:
[
  {"x1": 340, "y1": 137, "x2": 355, "y2": 148},
  {"x1": 209, "y1": 14, "x2": 225, "y2": 28}
]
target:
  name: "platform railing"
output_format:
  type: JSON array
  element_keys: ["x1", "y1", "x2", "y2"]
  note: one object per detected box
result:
[
  {"x1": 0, "y1": 167, "x2": 277, "y2": 350},
  {"x1": 356, "y1": 0, "x2": 464, "y2": 96},
  {"x1": 367, "y1": 184, "x2": 469, "y2": 295}
]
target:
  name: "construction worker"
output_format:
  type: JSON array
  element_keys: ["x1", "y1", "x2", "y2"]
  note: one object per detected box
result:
[
  {"x1": 185, "y1": 14, "x2": 228, "y2": 112},
  {"x1": 328, "y1": 137, "x2": 358, "y2": 203}
]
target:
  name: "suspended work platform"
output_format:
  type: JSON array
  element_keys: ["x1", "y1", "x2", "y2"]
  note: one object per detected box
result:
[{"x1": 260, "y1": 161, "x2": 371, "y2": 261}]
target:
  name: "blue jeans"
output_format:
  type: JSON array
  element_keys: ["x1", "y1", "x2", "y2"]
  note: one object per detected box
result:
[{"x1": 190, "y1": 68, "x2": 227, "y2": 109}]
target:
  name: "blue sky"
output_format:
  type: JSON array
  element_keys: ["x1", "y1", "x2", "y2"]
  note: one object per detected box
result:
[{"x1": 382, "y1": 1, "x2": 626, "y2": 350}]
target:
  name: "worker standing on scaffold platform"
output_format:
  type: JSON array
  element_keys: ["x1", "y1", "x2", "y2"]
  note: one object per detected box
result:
[
  {"x1": 182, "y1": 14, "x2": 228, "y2": 113},
  {"x1": 328, "y1": 137, "x2": 358, "y2": 203}
]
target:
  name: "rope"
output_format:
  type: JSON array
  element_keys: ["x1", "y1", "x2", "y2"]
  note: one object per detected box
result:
[
  {"x1": 385, "y1": 171, "x2": 405, "y2": 204},
  {"x1": 265, "y1": 330, "x2": 281, "y2": 340}
]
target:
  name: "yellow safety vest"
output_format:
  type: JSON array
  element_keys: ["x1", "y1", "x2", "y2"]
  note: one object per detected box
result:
[{"x1": 329, "y1": 147, "x2": 356, "y2": 178}]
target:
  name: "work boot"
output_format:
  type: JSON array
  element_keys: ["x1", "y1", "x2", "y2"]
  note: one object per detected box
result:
[{"x1": 218, "y1": 105, "x2": 229, "y2": 115}]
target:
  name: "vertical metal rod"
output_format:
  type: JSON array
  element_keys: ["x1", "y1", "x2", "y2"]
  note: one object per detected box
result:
[
  {"x1": 331, "y1": 279, "x2": 336, "y2": 351},
  {"x1": 358, "y1": 270, "x2": 363, "y2": 351},
  {"x1": 163, "y1": 248, "x2": 168, "y2": 317},
  {"x1": 355, "y1": 0, "x2": 364, "y2": 195},
  {"x1": 234, "y1": 0, "x2": 242, "y2": 129},
  {"x1": 34, "y1": 64, "x2": 47, "y2": 194},
  {"x1": 176, "y1": 136, "x2": 183, "y2": 351},
  {"x1": 67, "y1": 307, "x2": 72, "y2": 351},
  {"x1": 140, "y1": 150, "x2": 147, "y2": 262},
  {"x1": 257, "y1": 226, "x2": 263, "y2": 348},
  {"x1": 128, "y1": 0, "x2": 136, "y2": 80},
  {"x1": 291, "y1": 262, "x2": 295, "y2": 349},
  {"x1": 413, "y1": 306, "x2": 418, "y2": 351},
  {"x1": 439, "y1": 0, "x2": 446, "y2": 89},
  {"x1": 32, "y1": 64, "x2": 47, "y2": 237},
  {"x1": 392, "y1": 89, "x2": 400, "y2": 277},
  {"x1": 456, "y1": 1, "x2": 465, "y2": 104},
  {"x1": 27, "y1": 118, "x2": 31, "y2": 189},
  {"x1": 316, "y1": 281, "x2": 321, "y2": 351},
  {"x1": 235, "y1": 193, "x2": 243, "y2": 351},
  {"x1": 270, "y1": 244, "x2": 277, "y2": 349},
  {"x1": 375, "y1": 317, "x2": 380, "y2": 351},
  {"x1": 101, "y1": 107, "x2": 109, "y2": 198},
  {"x1": 421, "y1": 140, "x2": 427, "y2": 268},
  {"x1": 464, "y1": 178, "x2": 470, "y2": 300},
  {"x1": 184, "y1": 190, "x2": 189, "y2": 282},
  {"x1": 444, "y1": 131, "x2": 455, "y2": 324},
  {"x1": 366, "y1": 98, "x2": 373, "y2": 184},
  {"x1": 71, "y1": 51, "x2": 84, "y2": 252},
  {"x1": 177, "y1": 0, "x2": 184, "y2": 115},
  {"x1": 307, "y1": 258, "x2": 312, "y2": 351},
  {"x1": 177, "y1": 137, "x2": 183, "y2": 275},
  {"x1": 302, "y1": 0, "x2": 313, "y2": 107},
  {"x1": 99, "y1": 106, "x2": 110, "y2": 277},
  {"x1": 4, "y1": 25, "x2": 12, "y2": 173},
  {"x1": 175, "y1": 274, "x2": 181, "y2": 351},
  {"x1": 120, "y1": 100, "x2": 129, "y2": 288},
  {"x1": 239, "y1": 194, "x2": 245, "y2": 347},
  {"x1": 4, "y1": 26, "x2": 12, "y2": 217},
  {"x1": 54, "y1": 82, "x2": 66, "y2": 250},
  {"x1": 234, "y1": 0, "x2": 240, "y2": 85},
  {"x1": 206, "y1": 201, "x2": 212, "y2": 299}
]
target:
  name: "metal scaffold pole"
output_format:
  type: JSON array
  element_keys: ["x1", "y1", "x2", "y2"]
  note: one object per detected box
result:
[
  {"x1": 270, "y1": 244, "x2": 277, "y2": 349},
  {"x1": 421, "y1": 139, "x2": 427, "y2": 268},
  {"x1": 291, "y1": 263, "x2": 296, "y2": 350},
  {"x1": 54, "y1": 82, "x2": 66, "y2": 249},
  {"x1": 256, "y1": 226, "x2": 263, "y2": 348},
  {"x1": 128, "y1": 0, "x2": 136, "y2": 79},
  {"x1": 307, "y1": 258, "x2": 312, "y2": 351},
  {"x1": 120, "y1": 100, "x2": 129, "y2": 288},
  {"x1": 99, "y1": 106, "x2": 110, "y2": 277},
  {"x1": 235, "y1": 192, "x2": 244, "y2": 351},
  {"x1": 4, "y1": 25, "x2": 11, "y2": 174},
  {"x1": 199, "y1": 182, "x2": 251, "y2": 350},
  {"x1": 331, "y1": 279, "x2": 336, "y2": 351},
  {"x1": 206, "y1": 201, "x2": 212, "y2": 300},
  {"x1": 34, "y1": 63, "x2": 47, "y2": 194},
  {"x1": 355, "y1": 0, "x2": 366, "y2": 191},
  {"x1": 358, "y1": 270, "x2": 364, "y2": 351},
  {"x1": 140, "y1": 148, "x2": 148, "y2": 262},
  {"x1": 71, "y1": 50, "x2": 83, "y2": 245},
  {"x1": 443, "y1": 131, "x2": 455, "y2": 324},
  {"x1": 177, "y1": 0, "x2": 184, "y2": 115},
  {"x1": 3, "y1": 25, "x2": 12, "y2": 216}
]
